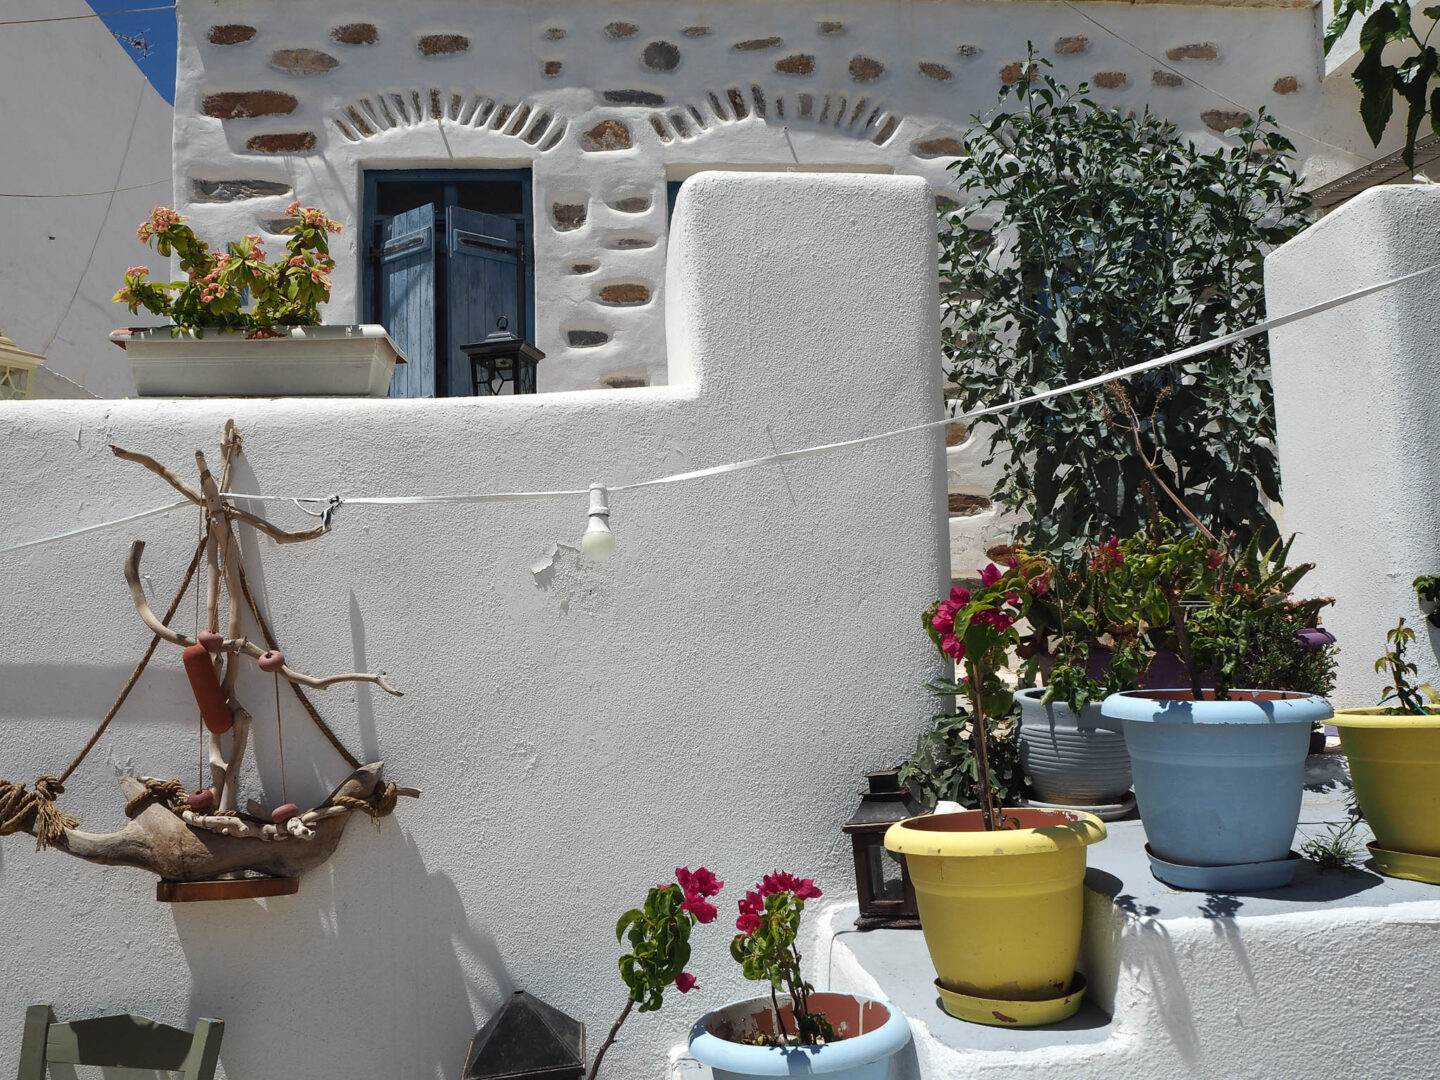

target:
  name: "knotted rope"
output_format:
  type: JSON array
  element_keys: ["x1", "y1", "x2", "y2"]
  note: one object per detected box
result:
[
  {"x1": 123, "y1": 778, "x2": 191, "y2": 819},
  {"x1": 332, "y1": 781, "x2": 401, "y2": 828},
  {"x1": 0, "y1": 776, "x2": 80, "y2": 850}
]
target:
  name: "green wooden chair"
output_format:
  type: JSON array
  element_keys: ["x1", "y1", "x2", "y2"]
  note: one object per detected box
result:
[{"x1": 17, "y1": 1004, "x2": 223, "y2": 1080}]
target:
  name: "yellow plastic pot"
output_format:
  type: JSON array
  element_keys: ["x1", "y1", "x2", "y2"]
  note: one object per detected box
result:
[
  {"x1": 885, "y1": 808, "x2": 1105, "y2": 1026},
  {"x1": 1331, "y1": 708, "x2": 1440, "y2": 879}
]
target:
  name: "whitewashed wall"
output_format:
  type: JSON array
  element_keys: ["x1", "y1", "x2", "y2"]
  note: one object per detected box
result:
[
  {"x1": 0, "y1": 0, "x2": 173, "y2": 397},
  {"x1": 0, "y1": 173, "x2": 949, "y2": 1079},
  {"x1": 1268, "y1": 183, "x2": 1440, "y2": 705}
]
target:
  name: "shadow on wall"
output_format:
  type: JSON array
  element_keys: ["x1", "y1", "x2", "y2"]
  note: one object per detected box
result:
[{"x1": 175, "y1": 825, "x2": 513, "y2": 1079}]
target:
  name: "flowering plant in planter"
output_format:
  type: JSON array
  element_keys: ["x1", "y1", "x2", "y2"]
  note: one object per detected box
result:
[
  {"x1": 923, "y1": 556, "x2": 1052, "y2": 830},
  {"x1": 586, "y1": 866, "x2": 722, "y2": 1079},
  {"x1": 113, "y1": 202, "x2": 340, "y2": 336},
  {"x1": 729, "y1": 872, "x2": 830, "y2": 1046}
]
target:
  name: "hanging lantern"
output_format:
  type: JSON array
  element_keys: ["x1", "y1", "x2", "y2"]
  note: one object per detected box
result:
[
  {"x1": 842, "y1": 770, "x2": 923, "y2": 930},
  {"x1": 461, "y1": 317, "x2": 544, "y2": 396},
  {"x1": 461, "y1": 991, "x2": 585, "y2": 1080}
]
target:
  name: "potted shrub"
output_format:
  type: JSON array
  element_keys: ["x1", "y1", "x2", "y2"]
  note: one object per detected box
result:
[
  {"x1": 110, "y1": 204, "x2": 405, "y2": 397},
  {"x1": 687, "y1": 873, "x2": 911, "y2": 1079},
  {"x1": 1098, "y1": 520, "x2": 1335, "y2": 891},
  {"x1": 1330, "y1": 613, "x2": 1440, "y2": 884},
  {"x1": 885, "y1": 559, "x2": 1106, "y2": 1027}
]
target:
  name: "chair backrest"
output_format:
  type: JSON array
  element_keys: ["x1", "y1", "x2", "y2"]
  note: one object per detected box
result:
[{"x1": 18, "y1": 1004, "x2": 224, "y2": 1080}]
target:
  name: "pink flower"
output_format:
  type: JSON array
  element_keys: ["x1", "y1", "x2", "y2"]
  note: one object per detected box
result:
[
  {"x1": 736, "y1": 912, "x2": 761, "y2": 934},
  {"x1": 289, "y1": 255, "x2": 305, "y2": 267},
  {"x1": 759, "y1": 871, "x2": 800, "y2": 896},
  {"x1": 125, "y1": 265, "x2": 148, "y2": 278},
  {"x1": 979, "y1": 563, "x2": 1002, "y2": 586},
  {"x1": 1206, "y1": 549, "x2": 1224, "y2": 570},
  {"x1": 949, "y1": 586, "x2": 970, "y2": 605},
  {"x1": 1004, "y1": 591, "x2": 1021, "y2": 607},
  {"x1": 682, "y1": 895, "x2": 718, "y2": 924},
  {"x1": 973, "y1": 609, "x2": 1015, "y2": 632},
  {"x1": 793, "y1": 878, "x2": 822, "y2": 900},
  {"x1": 940, "y1": 633, "x2": 965, "y2": 660},
  {"x1": 676, "y1": 972, "x2": 697, "y2": 993},
  {"x1": 931, "y1": 599, "x2": 959, "y2": 634},
  {"x1": 286, "y1": 200, "x2": 302, "y2": 216}
]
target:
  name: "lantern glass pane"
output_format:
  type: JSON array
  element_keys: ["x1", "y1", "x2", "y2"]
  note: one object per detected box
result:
[{"x1": 863, "y1": 845, "x2": 906, "y2": 901}]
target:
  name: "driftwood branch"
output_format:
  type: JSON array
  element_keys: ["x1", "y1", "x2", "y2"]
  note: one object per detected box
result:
[{"x1": 124, "y1": 541, "x2": 402, "y2": 696}]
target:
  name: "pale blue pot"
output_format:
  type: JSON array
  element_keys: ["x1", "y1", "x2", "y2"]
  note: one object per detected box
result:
[
  {"x1": 688, "y1": 992, "x2": 911, "y2": 1079},
  {"x1": 1102, "y1": 690, "x2": 1333, "y2": 888}
]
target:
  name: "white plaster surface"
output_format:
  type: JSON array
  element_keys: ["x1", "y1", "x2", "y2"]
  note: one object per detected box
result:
[
  {"x1": 0, "y1": 173, "x2": 950, "y2": 1079},
  {"x1": 0, "y1": 0, "x2": 173, "y2": 397},
  {"x1": 1267, "y1": 183, "x2": 1440, "y2": 704},
  {"x1": 170, "y1": 0, "x2": 1391, "y2": 404}
]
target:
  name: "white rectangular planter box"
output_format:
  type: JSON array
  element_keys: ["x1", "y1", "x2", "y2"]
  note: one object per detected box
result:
[{"x1": 110, "y1": 325, "x2": 408, "y2": 398}]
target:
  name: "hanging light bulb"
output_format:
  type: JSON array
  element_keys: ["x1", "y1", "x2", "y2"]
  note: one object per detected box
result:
[{"x1": 581, "y1": 483, "x2": 616, "y2": 561}]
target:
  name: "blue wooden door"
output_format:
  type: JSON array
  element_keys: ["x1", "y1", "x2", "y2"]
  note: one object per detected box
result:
[
  {"x1": 379, "y1": 204, "x2": 436, "y2": 398},
  {"x1": 445, "y1": 206, "x2": 523, "y2": 396}
]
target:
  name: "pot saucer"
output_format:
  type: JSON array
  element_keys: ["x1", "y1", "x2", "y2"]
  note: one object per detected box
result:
[
  {"x1": 935, "y1": 972, "x2": 1086, "y2": 1027},
  {"x1": 1145, "y1": 844, "x2": 1301, "y2": 891},
  {"x1": 1367, "y1": 841, "x2": 1440, "y2": 885},
  {"x1": 1024, "y1": 793, "x2": 1136, "y2": 821}
]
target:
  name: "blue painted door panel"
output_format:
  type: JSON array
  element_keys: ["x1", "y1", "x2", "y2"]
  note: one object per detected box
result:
[
  {"x1": 446, "y1": 206, "x2": 521, "y2": 396},
  {"x1": 379, "y1": 204, "x2": 435, "y2": 398}
]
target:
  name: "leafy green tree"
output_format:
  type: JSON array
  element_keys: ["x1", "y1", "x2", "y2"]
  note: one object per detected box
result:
[{"x1": 940, "y1": 56, "x2": 1311, "y2": 566}]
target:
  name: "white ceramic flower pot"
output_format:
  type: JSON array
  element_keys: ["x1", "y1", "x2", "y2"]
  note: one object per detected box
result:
[
  {"x1": 1016, "y1": 688, "x2": 1132, "y2": 805},
  {"x1": 110, "y1": 325, "x2": 407, "y2": 398}
]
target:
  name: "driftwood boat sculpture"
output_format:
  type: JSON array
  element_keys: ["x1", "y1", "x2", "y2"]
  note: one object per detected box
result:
[{"x1": 0, "y1": 421, "x2": 418, "y2": 899}]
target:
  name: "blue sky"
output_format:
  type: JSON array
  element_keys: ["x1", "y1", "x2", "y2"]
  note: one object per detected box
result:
[{"x1": 90, "y1": 1, "x2": 178, "y2": 104}]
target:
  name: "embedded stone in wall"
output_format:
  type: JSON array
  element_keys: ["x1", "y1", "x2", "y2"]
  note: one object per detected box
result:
[
  {"x1": 607, "y1": 236, "x2": 655, "y2": 249},
  {"x1": 1055, "y1": 35, "x2": 1089, "y2": 54},
  {"x1": 1166, "y1": 42, "x2": 1218, "y2": 60},
  {"x1": 1152, "y1": 70, "x2": 1184, "y2": 87},
  {"x1": 949, "y1": 492, "x2": 992, "y2": 513},
  {"x1": 418, "y1": 34, "x2": 469, "y2": 56},
  {"x1": 208, "y1": 25, "x2": 256, "y2": 46},
  {"x1": 751, "y1": 85, "x2": 767, "y2": 118},
  {"x1": 203, "y1": 91, "x2": 298, "y2": 118},
  {"x1": 798, "y1": 93, "x2": 814, "y2": 117},
  {"x1": 1273, "y1": 75, "x2": 1299, "y2": 94},
  {"x1": 918, "y1": 62, "x2": 952, "y2": 82},
  {"x1": 581, "y1": 119, "x2": 632, "y2": 151},
  {"x1": 1202, "y1": 109, "x2": 1250, "y2": 132},
  {"x1": 775, "y1": 54, "x2": 815, "y2": 76},
  {"x1": 734, "y1": 36, "x2": 782, "y2": 51},
  {"x1": 568, "y1": 330, "x2": 610, "y2": 347},
  {"x1": 246, "y1": 132, "x2": 317, "y2": 153},
  {"x1": 345, "y1": 106, "x2": 374, "y2": 135},
  {"x1": 603, "y1": 374, "x2": 648, "y2": 388},
  {"x1": 913, "y1": 137, "x2": 964, "y2": 157},
  {"x1": 944, "y1": 424, "x2": 969, "y2": 448},
  {"x1": 190, "y1": 178, "x2": 291, "y2": 202},
  {"x1": 552, "y1": 202, "x2": 587, "y2": 231},
  {"x1": 543, "y1": 60, "x2": 563, "y2": 77},
  {"x1": 543, "y1": 27, "x2": 566, "y2": 40},
  {"x1": 1093, "y1": 71, "x2": 1127, "y2": 88},
  {"x1": 873, "y1": 115, "x2": 899, "y2": 144},
  {"x1": 727, "y1": 88, "x2": 749, "y2": 118},
  {"x1": 597, "y1": 283, "x2": 651, "y2": 305},
  {"x1": 571, "y1": 262, "x2": 598, "y2": 275},
  {"x1": 1000, "y1": 61, "x2": 1024, "y2": 83},
  {"x1": 608, "y1": 194, "x2": 652, "y2": 213},
  {"x1": 331, "y1": 23, "x2": 378, "y2": 45},
  {"x1": 956, "y1": 44, "x2": 982, "y2": 57},
  {"x1": 604, "y1": 89, "x2": 665, "y2": 106},
  {"x1": 271, "y1": 49, "x2": 339, "y2": 75},
  {"x1": 682, "y1": 26, "x2": 712, "y2": 37},
  {"x1": 818, "y1": 21, "x2": 845, "y2": 34},
  {"x1": 649, "y1": 115, "x2": 673, "y2": 142},
  {"x1": 606, "y1": 22, "x2": 639, "y2": 38},
  {"x1": 643, "y1": 41, "x2": 681, "y2": 71},
  {"x1": 849, "y1": 56, "x2": 885, "y2": 82}
]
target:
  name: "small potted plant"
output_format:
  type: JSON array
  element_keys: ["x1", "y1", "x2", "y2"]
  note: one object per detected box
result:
[
  {"x1": 110, "y1": 204, "x2": 405, "y2": 397},
  {"x1": 586, "y1": 866, "x2": 723, "y2": 1078},
  {"x1": 1098, "y1": 519, "x2": 1335, "y2": 891},
  {"x1": 1330, "y1": 606, "x2": 1440, "y2": 885},
  {"x1": 687, "y1": 873, "x2": 911, "y2": 1079},
  {"x1": 885, "y1": 558, "x2": 1106, "y2": 1027}
]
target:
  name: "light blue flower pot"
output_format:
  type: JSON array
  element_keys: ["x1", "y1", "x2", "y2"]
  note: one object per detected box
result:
[
  {"x1": 1101, "y1": 690, "x2": 1333, "y2": 891},
  {"x1": 688, "y1": 992, "x2": 911, "y2": 1079}
]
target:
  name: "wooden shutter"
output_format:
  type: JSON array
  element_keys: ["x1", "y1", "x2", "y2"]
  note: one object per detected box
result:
[
  {"x1": 445, "y1": 205, "x2": 522, "y2": 396},
  {"x1": 378, "y1": 204, "x2": 436, "y2": 398}
]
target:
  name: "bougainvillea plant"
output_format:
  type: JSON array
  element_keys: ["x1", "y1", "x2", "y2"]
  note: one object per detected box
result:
[
  {"x1": 113, "y1": 202, "x2": 340, "y2": 336},
  {"x1": 730, "y1": 873, "x2": 832, "y2": 1046},
  {"x1": 586, "y1": 866, "x2": 723, "y2": 1079},
  {"x1": 924, "y1": 556, "x2": 1052, "y2": 830}
]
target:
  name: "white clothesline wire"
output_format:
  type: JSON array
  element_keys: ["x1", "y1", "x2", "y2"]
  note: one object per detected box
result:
[{"x1": 2, "y1": 259, "x2": 1436, "y2": 556}]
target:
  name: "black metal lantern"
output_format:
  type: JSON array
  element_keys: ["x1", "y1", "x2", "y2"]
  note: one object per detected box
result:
[
  {"x1": 461, "y1": 317, "x2": 544, "y2": 396},
  {"x1": 842, "y1": 770, "x2": 923, "y2": 930},
  {"x1": 461, "y1": 991, "x2": 585, "y2": 1080}
]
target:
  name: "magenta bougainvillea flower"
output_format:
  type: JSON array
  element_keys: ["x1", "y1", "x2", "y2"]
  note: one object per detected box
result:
[{"x1": 675, "y1": 972, "x2": 697, "y2": 993}]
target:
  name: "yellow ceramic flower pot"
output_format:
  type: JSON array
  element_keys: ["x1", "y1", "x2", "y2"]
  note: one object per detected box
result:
[
  {"x1": 884, "y1": 808, "x2": 1105, "y2": 1026},
  {"x1": 1331, "y1": 708, "x2": 1440, "y2": 881}
]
